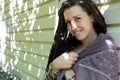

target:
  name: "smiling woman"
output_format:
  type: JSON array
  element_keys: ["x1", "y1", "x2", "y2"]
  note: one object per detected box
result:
[
  {"x1": 63, "y1": 5, "x2": 97, "y2": 43},
  {"x1": 45, "y1": 0, "x2": 119, "y2": 80},
  {"x1": 0, "y1": 0, "x2": 120, "y2": 79}
]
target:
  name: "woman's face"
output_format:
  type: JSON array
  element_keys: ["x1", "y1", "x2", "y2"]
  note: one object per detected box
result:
[{"x1": 64, "y1": 5, "x2": 97, "y2": 43}]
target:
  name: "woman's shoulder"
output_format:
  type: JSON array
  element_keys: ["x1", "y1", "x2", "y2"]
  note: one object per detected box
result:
[{"x1": 86, "y1": 33, "x2": 117, "y2": 52}]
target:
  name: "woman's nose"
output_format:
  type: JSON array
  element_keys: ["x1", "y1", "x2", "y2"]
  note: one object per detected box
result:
[{"x1": 71, "y1": 21, "x2": 77, "y2": 30}]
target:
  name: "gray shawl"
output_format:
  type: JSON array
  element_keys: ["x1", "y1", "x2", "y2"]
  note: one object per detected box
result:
[{"x1": 57, "y1": 33, "x2": 119, "y2": 80}]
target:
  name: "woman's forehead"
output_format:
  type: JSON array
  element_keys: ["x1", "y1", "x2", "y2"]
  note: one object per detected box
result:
[{"x1": 63, "y1": 6, "x2": 86, "y2": 19}]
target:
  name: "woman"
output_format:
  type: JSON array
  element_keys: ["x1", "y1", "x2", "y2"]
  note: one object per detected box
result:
[{"x1": 45, "y1": 0, "x2": 119, "y2": 80}]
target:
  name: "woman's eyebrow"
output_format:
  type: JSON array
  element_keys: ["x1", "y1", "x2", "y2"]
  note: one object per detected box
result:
[
  {"x1": 64, "y1": 14, "x2": 81, "y2": 21},
  {"x1": 73, "y1": 14, "x2": 81, "y2": 18}
]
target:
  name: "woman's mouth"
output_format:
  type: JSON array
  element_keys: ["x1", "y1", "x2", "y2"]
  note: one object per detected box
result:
[{"x1": 74, "y1": 29, "x2": 83, "y2": 36}]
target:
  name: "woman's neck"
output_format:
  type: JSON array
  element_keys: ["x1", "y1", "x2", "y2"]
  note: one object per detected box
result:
[
  {"x1": 73, "y1": 32, "x2": 98, "y2": 54},
  {"x1": 82, "y1": 32, "x2": 98, "y2": 48}
]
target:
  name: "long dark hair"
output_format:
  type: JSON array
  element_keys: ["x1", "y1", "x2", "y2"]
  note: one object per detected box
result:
[{"x1": 46, "y1": 0, "x2": 107, "y2": 69}]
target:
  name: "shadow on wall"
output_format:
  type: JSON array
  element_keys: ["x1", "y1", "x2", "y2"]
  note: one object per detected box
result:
[
  {"x1": 100, "y1": 0, "x2": 120, "y2": 48},
  {"x1": 0, "y1": 5, "x2": 7, "y2": 69},
  {"x1": 0, "y1": 0, "x2": 55, "y2": 80},
  {"x1": 94, "y1": 0, "x2": 120, "y2": 47}
]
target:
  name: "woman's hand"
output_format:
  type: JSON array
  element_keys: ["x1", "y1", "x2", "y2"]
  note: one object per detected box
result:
[
  {"x1": 65, "y1": 69, "x2": 75, "y2": 80},
  {"x1": 51, "y1": 52, "x2": 78, "y2": 72}
]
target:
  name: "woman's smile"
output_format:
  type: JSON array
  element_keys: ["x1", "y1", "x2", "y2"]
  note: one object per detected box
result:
[{"x1": 73, "y1": 29, "x2": 83, "y2": 37}]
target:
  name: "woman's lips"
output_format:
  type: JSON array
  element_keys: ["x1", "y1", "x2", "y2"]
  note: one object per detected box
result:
[{"x1": 74, "y1": 29, "x2": 83, "y2": 36}]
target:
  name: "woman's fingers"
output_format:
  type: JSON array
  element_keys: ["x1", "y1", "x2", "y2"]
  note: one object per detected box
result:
[
  {"x1": 65, "y1": 69, "x2": 75, "y2": 80},
  {"x1": 69, "y1": 52, "x2": 79, "y2": 57},
  {"x1": 69, "y1": 52, "x2": 79, "y2": 62},
  {"x1": 51, "y1": 51, "x2": 79, "y2": 70}
]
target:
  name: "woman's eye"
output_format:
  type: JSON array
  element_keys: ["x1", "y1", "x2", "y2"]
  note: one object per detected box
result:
[{"x1": 75, "y1": 17, "x2": 81, "y2": 22}]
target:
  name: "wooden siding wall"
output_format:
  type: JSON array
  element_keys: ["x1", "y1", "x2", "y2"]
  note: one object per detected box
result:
[{"x1": 0, "y1": 0, "x2": 55, "y2": 80}]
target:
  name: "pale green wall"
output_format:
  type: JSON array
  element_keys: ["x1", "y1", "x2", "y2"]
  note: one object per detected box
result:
[
  {"x1": 0, "y1": 0, "x2": 56, "y2": 80},
  {"x1": 0, "y1": 0, "x2": 120, "y2": 80}
]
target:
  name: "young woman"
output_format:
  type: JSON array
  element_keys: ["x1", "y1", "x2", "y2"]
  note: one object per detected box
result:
[{"x1": 45, "y1": 0, "x2": 119, "y2": 80}]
